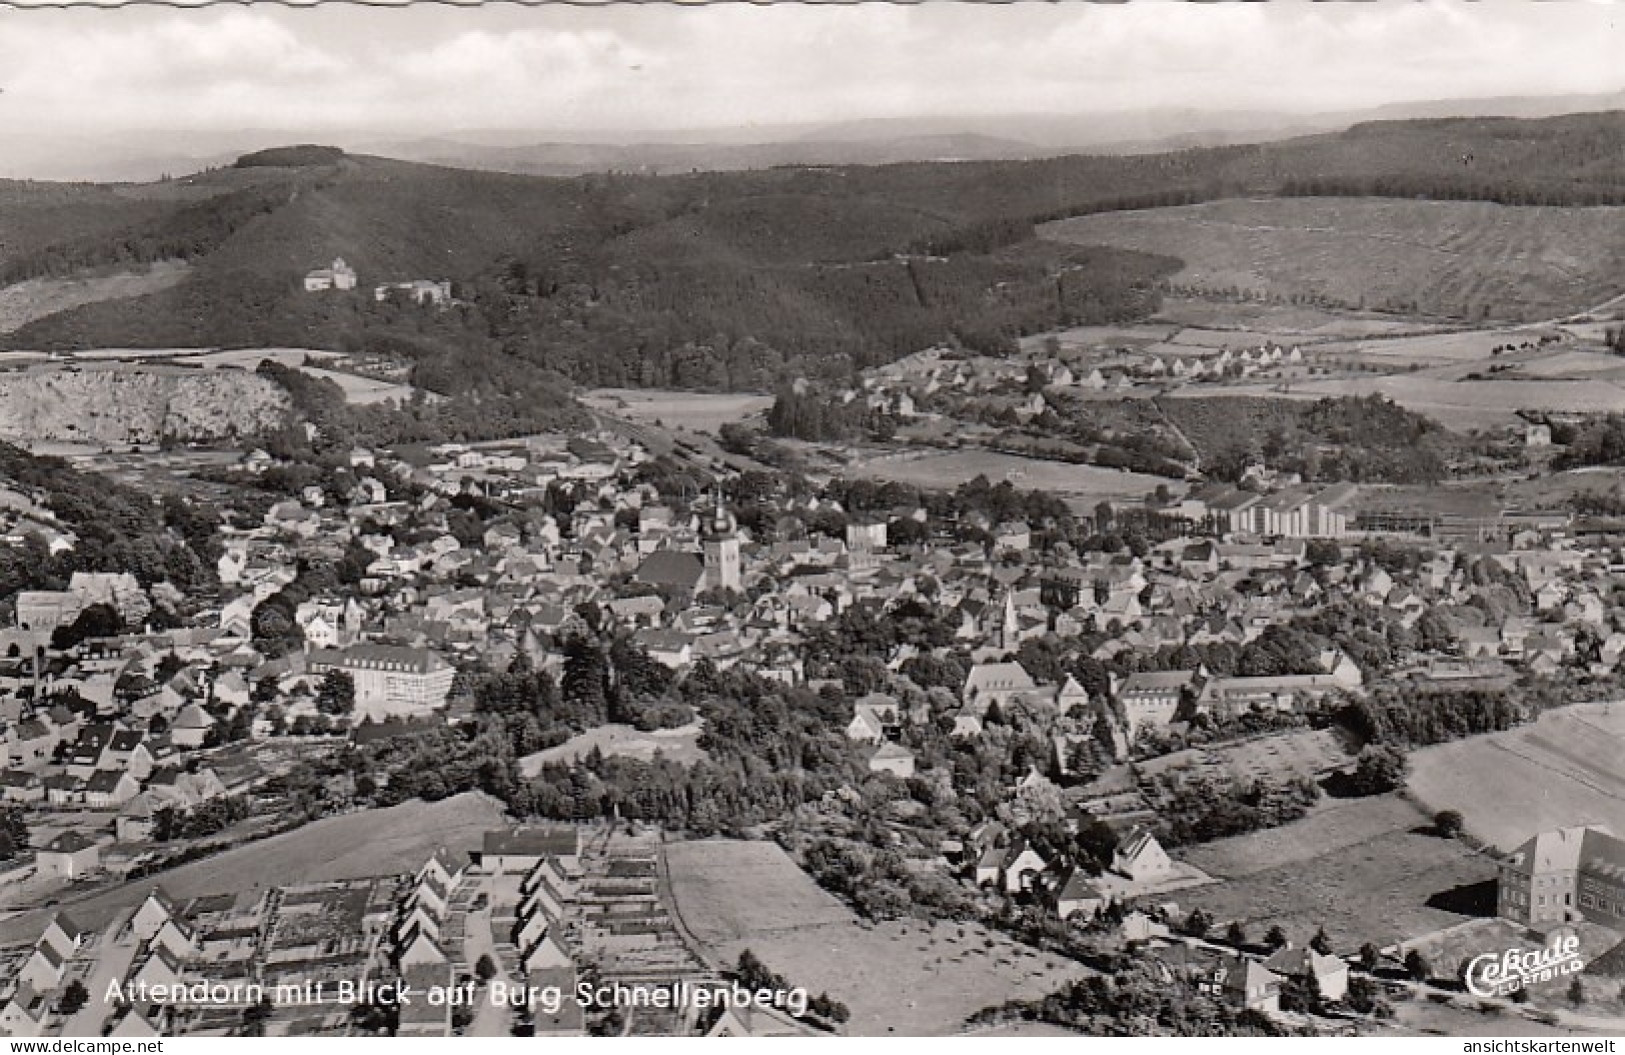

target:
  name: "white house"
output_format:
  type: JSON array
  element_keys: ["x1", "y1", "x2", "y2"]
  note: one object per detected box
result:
[{"x1": 304, "y1": 258, "x2": 357, "y2": 292}]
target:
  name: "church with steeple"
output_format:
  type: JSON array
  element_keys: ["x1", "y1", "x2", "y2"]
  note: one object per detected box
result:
[
  {"x1": 701, "y1": 492, "x2": 741, "y2": 593},
  {"x1": 633, "y1": 490, "x2": 742, "y2": 599}
]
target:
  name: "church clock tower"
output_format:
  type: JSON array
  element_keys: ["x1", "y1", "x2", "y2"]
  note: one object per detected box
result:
[{"x1": 701, "y1": 492, "x2": 741, "y2": 594}]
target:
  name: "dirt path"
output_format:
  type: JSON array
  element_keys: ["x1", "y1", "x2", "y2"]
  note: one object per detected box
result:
[
  {"x1": 657, "y1": 831, "x2": 719, "y2": 974},
  {"x1": 462, "y1": 907, "x2": 511, "y2": 1038}
]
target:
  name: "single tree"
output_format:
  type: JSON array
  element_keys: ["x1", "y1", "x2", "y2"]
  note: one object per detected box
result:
[
  {"x1": 476, "y1": 954, "x2": 498, "y2": 985},
  {"x1": 1345, "y1": 975, "x2": 1380, "y2": 1015},
  {"x1": 0, "y1": 806, "x2": 29, "y2": 860},
  {"x1": 1265, "y1": 924, "x2": 1289, "y2": 951},
  {"x1": 1226, "y1": 920, "x2": 1248, "y2": 948},
  {"x1": 51, "y1": 603, "x2": 122, "y2": 651},
  {"x1": 1310, "y1": 926, "x2": 1334, "y2": 956},
  {"x1": 1434, "y1": 809, "x2": 1465, "y2": 839},
  {"x1": 241, "y1": 996, "x2": 274, "y2": 1037},
  {"x1": 1350, "y1": 743, "x2": 1409, "y2": 795},
  {"x1": 59, "y1": 980, "x2": 89, "y2": 1015},
  {"x1": 315, "y1": 670, "x2": 356, "y2": 716},
  {"x1": 1404, "y1": 949, "x2": 1431, "y2": 983}
]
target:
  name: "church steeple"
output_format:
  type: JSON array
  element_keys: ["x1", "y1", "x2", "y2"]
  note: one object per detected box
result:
[{"x1": 701, "y1": 488, "x2": 741, "y2": 593}]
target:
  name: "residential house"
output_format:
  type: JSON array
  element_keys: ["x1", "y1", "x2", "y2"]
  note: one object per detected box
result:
[
  {"x1": 15, "y1": 941, "x2": 67, "y2": 996},
  {"x1": 867, "y1": 742, "x2": 916, "y2": 779},
  {"x1": 40, "y1": 912, "x2": 87, "y2": 962},
  {"x1": 85, "y1": 769, "x2": 140, "y2": 809},
  {"x1": 1263, "y1": 944, "x2": 1350, "y2": 1003},
  {"x1": 1110, "y1": 827, "x2": 1174, "y2": 885},
  {"x1": 0, "y1": 768, "x2": 42, "y2": 803},
  {"x1": 962, "y1": 661, "x2": 1039, "y2": 716},
  {"x1": 845, "y1": 695, "x2": 900, "y2": 744},
  {"x1": 1221, "y1": 957, "x2": 1283, "y2": 1014},
  {"x1": 0, "y1": 985, "x2": 48, "y2": 1037},
  {"x1": 130, "y1": 887, "x2": 182, "y2": 943},
  {"x1": 979, "y1": 839, "x2": 1048, "y2": 895},
  {"x1": 634, "y1": 629, "x2": 695, "y2": 670},
  {"x1": 478, "y1": 827, "x2": 580, "y2": 875},
  {"x1": 1051, "y1": 867, "x2": 1108, "y2": 921},
  {"x1": 44, "y1": 773, "x2": 82, "y2": 806},
  {"x1": 36, "y1": 831, "x2": 99, "y2": 879},
  {"x1": 170, "y1": 703, "x2": 213, "y2": 749}
]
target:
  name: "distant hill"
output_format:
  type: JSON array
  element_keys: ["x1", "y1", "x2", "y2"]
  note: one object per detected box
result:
[
  {"x1": 377, "y1": 133, "x2": 1045, "y2": 177},
  {"x1": 2, "y1": 112, "x2": 1623, "y2": 396},
  {"x1": 7, "y1": 93, "x2": 1622, "y2": 183},
  {"x1": 235, "y1": 145, "x2": 346, "y2": 168}
]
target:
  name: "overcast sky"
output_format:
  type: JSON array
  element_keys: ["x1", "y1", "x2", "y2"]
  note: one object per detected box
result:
[{"x1": 0, "y1": 2, "x2": 1620, "y2": 139}]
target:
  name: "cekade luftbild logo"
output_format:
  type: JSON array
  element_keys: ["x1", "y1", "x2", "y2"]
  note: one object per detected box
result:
[{"x1": 1464, "y1": 928, "x2": 1585, "y2": 998}]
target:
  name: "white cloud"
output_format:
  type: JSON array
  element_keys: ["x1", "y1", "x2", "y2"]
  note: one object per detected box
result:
[{"x1": 0, "y1": 3, "x2": 1617, "y2": 140}]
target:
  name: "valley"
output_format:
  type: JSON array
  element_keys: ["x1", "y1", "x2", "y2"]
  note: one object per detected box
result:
[{"x1": 4, "y1": 102, "x2": 1625, "y2": 1043}]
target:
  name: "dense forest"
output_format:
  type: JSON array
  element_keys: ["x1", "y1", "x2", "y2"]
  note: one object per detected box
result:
[
  {"x1": 0, "y1": 173, "x2": 326, "y2": 287},
  {"x1": 1553, "y1": 413, "x2": 1625, "y2": 470},
  {"x1": 0, "y1": 442, "x2": 223, "y2": 604},
  {"x1": 1158, "y1": 394, "x2": 1452, "y2": 485},
  {"x1": 254, "y1": 335, "x2": 587, "y2": 449},
  {"x1": 5, "y1": 111, "x2": 1623, "y2": 393}
]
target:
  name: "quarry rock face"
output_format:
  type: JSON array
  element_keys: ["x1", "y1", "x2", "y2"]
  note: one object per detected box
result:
[{"x1": 0, "y1": 366, "x2": 292, "y2": 445}]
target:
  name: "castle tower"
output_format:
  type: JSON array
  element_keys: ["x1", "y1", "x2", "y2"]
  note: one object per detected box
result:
[{"x1": 701, "y1": 492, "x2": 741, "y2": 594}]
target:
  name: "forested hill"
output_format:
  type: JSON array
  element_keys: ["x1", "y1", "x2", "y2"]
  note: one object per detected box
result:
[{"x1": 2, "y1": 111, "x2": 1622, "y2": 390}]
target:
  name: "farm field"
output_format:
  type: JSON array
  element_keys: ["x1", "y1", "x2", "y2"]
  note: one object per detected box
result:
[
  {"x1": 520, "y1": 721, "x2": 707, "y2": 776},
  {"x1": 1312, "y1": 328, "x2": 1557, "y2": 370},
  {"x1": 1179, "y1": 793, "x2": 1496, "y2": 951},
  {"x1": 188, "y1": 347, "x2": 346, "y2": 368},
  {"x1": 582, "y1": 388, "x2": 773, "y2": 435},
  {"x1": 1017, "y1": 304, "x2": 1431, "y2": 363},
  {"x1": 1408, "y1": 702, "x2": 1625, "y2": 850},
  {"x1": 0, "y1": 261, "x2": 189, "y2": 335},
  {"x1": 1504, "y1": 468, "x2": 1625, "y2": 511},
  {"x1": 79, "y1": 347, "x2": 421, "y2": 405},
  {"x1": 1152, "y1": 295, "x2": 1442, "y2": 338},
  {"x1": 844, "y1": 449, "x2": 1175, "y2": 507},
  {"x1": 0, "y1": 792, "x2": 506, "y2": 946},
  {"x1": 974, "y1": 1021, "x2": 1087, "y2": 1037},
  {"x1": 298, "y1": 365, "x2": 421, "y2": 405},
  {"x1": 1378, "y1": 998, "x2": 1620, "y2": 1038},
  {"x1": 665, "y1": 838, "x2": 1085, "y2": 1036},
  {"x1": 665, "y1": 839, "x2": 854, "y2": 943},
  {"x1": 34, "y1": 347, "x2": 346, "y2": 368},
  {"x1": 1017, "y1": 322, "x2": 1177, "y2": 354},
  {"x1": 1042, "y1": 197, "x2": 1625, "y2": 323},
  {"x1": 1186, "y1": 375, "x2": 1625, "y2": 432},
  {"x1": 1208, "y1": 728, "x2": 1354, "y2": 785},
  {"x1": 1506, "y1": 350, "x2": 1625, "y2": 380}
]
